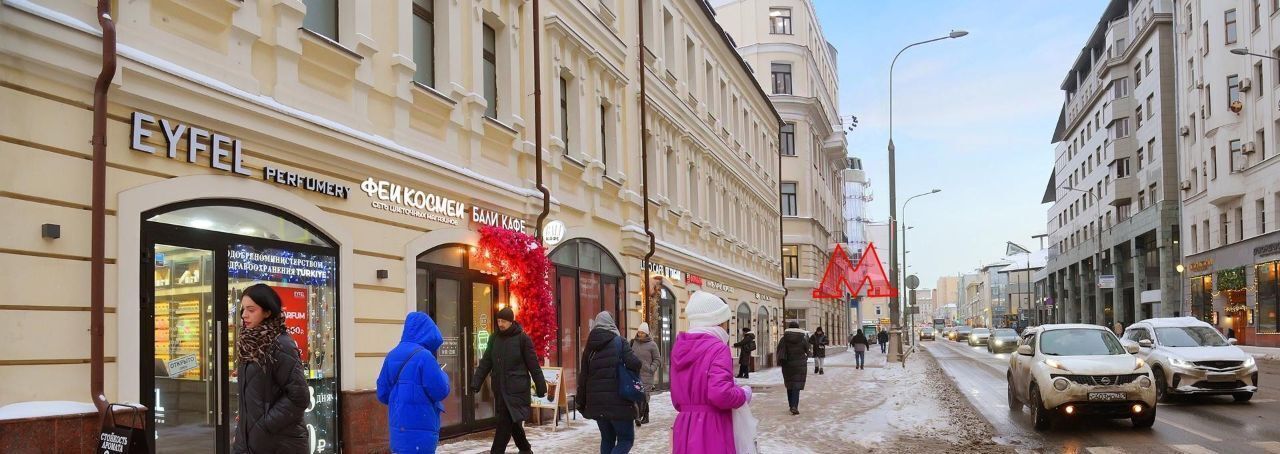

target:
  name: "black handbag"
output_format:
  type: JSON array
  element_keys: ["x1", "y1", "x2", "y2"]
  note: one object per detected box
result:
[{"x1": 98, "y1": 403, "x2": 149, "y2": 453}]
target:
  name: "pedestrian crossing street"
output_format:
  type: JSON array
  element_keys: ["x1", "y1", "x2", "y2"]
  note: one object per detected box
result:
[{"x1": 1080, "y1": 442, "x2": 1280, "y2": 454}]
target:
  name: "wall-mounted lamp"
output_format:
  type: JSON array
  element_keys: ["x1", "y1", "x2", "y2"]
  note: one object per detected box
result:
[
  {"x1": 41, "y1": 223, "x2": 60, "y2": 239},
  {"x1": 376, "y1": 269, "x2": 389, "y2": 280}
]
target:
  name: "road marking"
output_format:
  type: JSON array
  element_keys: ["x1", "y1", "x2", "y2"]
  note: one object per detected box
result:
[
  {"x1": 1169, "y1": 445, "x2": 1217, "y2": 454},
  {"x1": 1254, "y1": 442, "x2": 1280, "y2": 453},
  {"x1": 1085, "y1": 447, "x2": 1126, "y2": 454},
  {"x1": 1157, "y1": 417, "x2": 1223, "y2": 442}
]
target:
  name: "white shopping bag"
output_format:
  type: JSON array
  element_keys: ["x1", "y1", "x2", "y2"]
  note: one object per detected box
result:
[{"x1": 731, "y1": 400, "x2": 759, "y2": 454}]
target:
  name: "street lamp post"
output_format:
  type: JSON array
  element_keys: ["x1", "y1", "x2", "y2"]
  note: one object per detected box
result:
[
  {"x1": 887, "y1": 31, "x2": 967, "y2": 355},
  {"x1": 1063, "y1": 186, "x2": 1103, "y2": 324},
  {"x1": 900, "y1": 189, "x2": 941, "y2": 344},
  {"x1": 1230, "y1": 47, "x2": 1280, "y2": 61}
]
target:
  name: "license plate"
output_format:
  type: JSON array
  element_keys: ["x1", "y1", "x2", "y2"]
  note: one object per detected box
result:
[
  {"x1": 1208, "y1": 373, "x2": 1235, "y2": 382},
  {"x1": 1088, "y1": 392, "x2": 1126, "y2": 401}
]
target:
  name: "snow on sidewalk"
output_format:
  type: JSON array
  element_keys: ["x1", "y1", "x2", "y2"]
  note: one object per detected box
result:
[
  {"x1": 1239, "y1": 345, "x2": 1280, "y2": 361},
  {"x1": 437, "y1": 350, "x2": 1006, "y2": 453}
]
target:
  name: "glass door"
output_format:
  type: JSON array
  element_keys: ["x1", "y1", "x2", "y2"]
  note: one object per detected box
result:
[
  {"x1": 469, "y1": 282, "x2": 497, "y2": 425},
  {"x1": 427, "y1": 270, "x2": 498, "y2": 436},
  {"x1": 425, "y1": 272, "x2": 464, "y2": 430},
  {"x1": 151, "y1": 244, "x2": 221, "y2": 454}
]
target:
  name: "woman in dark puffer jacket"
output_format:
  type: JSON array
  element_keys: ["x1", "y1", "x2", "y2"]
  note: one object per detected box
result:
[
  {"x1": 233, "y1": 284, "x2": 309, "y2": 453},
  {"x1": 578, "y1": 311, "x2": 642, "y2": 454}
]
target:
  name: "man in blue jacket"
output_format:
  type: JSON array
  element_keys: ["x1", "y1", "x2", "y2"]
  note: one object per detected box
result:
[{"x1": 377, "y1": 312, "x2": 451, "y2": 452}]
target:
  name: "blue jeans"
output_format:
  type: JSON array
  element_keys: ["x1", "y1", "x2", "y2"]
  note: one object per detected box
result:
[
  {"x1": 787, "y1": 388, "x2": 801, "y2": 409},
  {"x1": 880, "y1": 341, "x2": 887, "y2": 353},
  {"x1": 597, "y1": 419, "x2": 635, "y2": 454},
  {"x1": 855, "y1": 351, "x2": 865, "y2": 368}
]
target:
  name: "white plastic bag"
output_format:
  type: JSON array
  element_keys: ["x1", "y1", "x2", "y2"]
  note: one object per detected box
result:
[{"x1": 731, "y1": 399, "x2": 759, "y2": 454}]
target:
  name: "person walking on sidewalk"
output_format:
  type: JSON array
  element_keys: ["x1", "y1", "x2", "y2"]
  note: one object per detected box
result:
[
  {"x1": 377, "y1": 312, "x2": 450, "y2": 453},
  {"x1": 850, "y1": 329, "x2": 871, "y2": 370},
  {"x1": 732, "y1": 327, "x2": 756, "y2": 379},
  {"x1": 471, "y1": 307, "x2": 547, "y2": 454},
  {"x1": 777, "y1": 322, "x2": 809, "y2": 415},
  {"x1": 579, "y1": 311, "x2": 642, "y2": 453},
  {"x1": 232, "y1": 284, "x2": 309, "y2": 454},
  {"x1": 877, "y1": 330, "x2": 890, "y2": 354},
  {"x1": 630, "y1": 322, "x2": 661, "y2": 426},
  {"x1": 809, "y1": 327, "x2": 828, "y2": 375},
  {"x1": 670, "y1": 291, "x2": 752, "y2": 454}
]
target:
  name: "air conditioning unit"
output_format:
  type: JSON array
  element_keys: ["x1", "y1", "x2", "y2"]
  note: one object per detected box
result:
[
  {"x1": 1241, "y1": 78, "x2": 1254, "y2": 92},
  {"x1": 1180, "y1": 180, "x2": 1192, "y2": 190},
  {"x1": 1179, "y1": 125, "x2": 1190, "y2": 136},
  {"x1": 1243, "y1": 141, "x2": 1257, "y2": 154}
]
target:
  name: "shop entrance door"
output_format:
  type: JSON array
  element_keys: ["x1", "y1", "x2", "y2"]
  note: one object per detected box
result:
[{"x1": 419, "y1": 267, "x2": 499, "y2": 436}]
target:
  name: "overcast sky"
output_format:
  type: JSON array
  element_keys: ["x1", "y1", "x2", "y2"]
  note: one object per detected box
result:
[{"x1": 815, "y1": 0, "x2": 1109, "y2": 287}]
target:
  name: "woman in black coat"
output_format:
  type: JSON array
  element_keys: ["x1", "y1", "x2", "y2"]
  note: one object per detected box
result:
[
  {"x1": 233, "y1": 284, "x2": 309, "y2": 453},
  {"x1": 579, "y1": 311, "x2": 642, "y2": 453},
  {"x1": 808, "y1": 327, "x2": 829, "y2": 375},
  {"x1": 776, "y1": 321, "x2": 810, "y2": 416},
  {"x1": 471, "y1": 307, "x2": 547, "y2": 454}
]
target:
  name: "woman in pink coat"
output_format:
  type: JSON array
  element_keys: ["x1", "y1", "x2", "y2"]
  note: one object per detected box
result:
[{"x1": 670, "y1": 291, "x2": 752, "y2": 453}]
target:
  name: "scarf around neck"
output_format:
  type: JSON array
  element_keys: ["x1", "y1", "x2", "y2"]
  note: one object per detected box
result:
[
  {"x1": 238, "y1": 315, "x2": 288, "y2": 366},
  {"x1": 689, "y1": 326, "x2": 729, "y2": 344}
]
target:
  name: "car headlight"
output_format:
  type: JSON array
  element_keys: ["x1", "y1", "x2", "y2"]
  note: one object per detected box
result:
[
  {"x1": 1044, "y1": 359, "x2": 1066, "y2": 370},
  {"x1": 1053, "y1": 378, "x2": 1070, "y2": 391},
  {"x1": 1168, "y1": 357, "x2": 1193, "y2": 368},
  {"x1": 1139, "y1": 376, "x2": 1152, "y2": 388},
  {"x1": 1135, "y1": 358, "x2": 1146, "y2": 370},
  {"x1": 1243, "y1": 356, "x2": 1256, "y2": 368}
]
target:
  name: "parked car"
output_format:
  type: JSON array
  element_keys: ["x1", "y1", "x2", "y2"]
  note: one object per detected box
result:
[
  {"x1": 1121, "y1": 317, "x2": 1259, "y2": 402},
  {"x1": 988, "y1": 328, "x2": 1020, "y2": 354},
  {"x1": 968, "y1": 328, "x2": 992, "y2": 347},
  {"x1": 920, "y1": 327, "x2": 936, "y2": 341},
  {"x1": 954, "y1": 326, "x2": 973, "y2": 342},
  {"x1": 1007, "y1": 324, "x2": 1156, "y2": 431}
]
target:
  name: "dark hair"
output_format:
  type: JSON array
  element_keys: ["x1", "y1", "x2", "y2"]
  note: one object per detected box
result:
[
  {"x1": 787, "y1": 321, "x2": 800, "y2": 329},
  {"x1": 241, "y1": 283, "x2": 283, "y2": 319},
  {"x1": 856, "y1": 329, "x2": 864, "y2": 335},
  {"x1": 742, "y1": 327, "x2": 751, "y2": 333},
  {"x1": 815, "y1": 327, "x2": 824, "y2": 333}
]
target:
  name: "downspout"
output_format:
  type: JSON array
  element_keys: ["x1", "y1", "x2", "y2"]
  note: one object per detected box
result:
[
  {"x1": 778, "y1": 121, "x2": 787, "y2": 329},
  {"x1": 91, "y1": 0, "x2": 117, "y2": 419},
  {"x1": 639, "y1": 2, "x2": 655, "y2": 323},
  {"x1": 532, "y1": 0, "x2": 550, "y2": 241}
]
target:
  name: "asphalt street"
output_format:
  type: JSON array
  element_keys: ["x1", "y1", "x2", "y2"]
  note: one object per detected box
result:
[{"x1": 923, "y1": 338, "x2": 1280, "y2": 453}]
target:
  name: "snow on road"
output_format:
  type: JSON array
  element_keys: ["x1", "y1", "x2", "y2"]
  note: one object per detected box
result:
[{"x1": 438, "y1": 349, "x2": 1008, "y2": 453}]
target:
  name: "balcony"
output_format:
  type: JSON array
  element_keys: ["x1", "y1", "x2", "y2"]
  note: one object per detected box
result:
[
  {"x1": 1107, "y1": 96, "x2": 1136, "y2": 121},
  {"x1": 1111, "y1": 176, "x2": 1136, "y2": 206}
]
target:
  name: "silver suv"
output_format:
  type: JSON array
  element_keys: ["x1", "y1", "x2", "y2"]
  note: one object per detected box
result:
[{"x1": 1121, "y1": 317, "x2": 1259, "y2": 402}]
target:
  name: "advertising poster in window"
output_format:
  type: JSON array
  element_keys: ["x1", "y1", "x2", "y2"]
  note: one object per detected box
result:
[{"x1": 273, "y1": 286, "x2": 311, "y2": 362}]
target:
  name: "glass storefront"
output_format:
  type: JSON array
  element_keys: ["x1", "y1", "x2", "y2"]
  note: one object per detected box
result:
[
  {"x1": 1189, "y1": 274, "x2": 1213, "y2": 323},
  {"x1": 1258, "y1": 262, "x2": 1279, "y2": 333},
  {"x1": 143, "y1": 202, "x2": 339, "y2": 454},
  {"x1": 656, "y1": 286, "x2": 676, "y2": 388},
  {"x1": 549, "y1": 239, "x2": 624, "y2": 393},
  {"x1": 415, "y1": 244, "x2": 498, "y2": 436},
  {"x1": 756, "y1": 306, "x2": 769, "y2": 368}
]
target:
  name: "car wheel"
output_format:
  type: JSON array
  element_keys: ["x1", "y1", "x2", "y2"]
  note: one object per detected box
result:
[
  {"x1": 1007, "y1": 373, "x2": 1022, "y2": 412},
  {"x1": 1030, "y1": 385, "x2": 1052, "y2": 431},
  {"x1": 1152, "y1": 367, "x2": 1168, "y2": 402},
  {"x1": 1132, "y1": 403, "x2": 1156, "y2": 429},
  {"x1": 1233, "y1": 392, "x2": 1254, "y2": 403}
]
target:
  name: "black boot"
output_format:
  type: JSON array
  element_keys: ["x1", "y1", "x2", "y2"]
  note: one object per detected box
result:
[{"x1": 790, "y1": 407, "x2": 800, "y2": 416}]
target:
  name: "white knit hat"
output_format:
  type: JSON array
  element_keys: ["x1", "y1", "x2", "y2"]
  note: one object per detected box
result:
[
  {"x1": 637, "y1": 322, "x2": 651, "y2": 334},
  {"x1": 685, "y1": 291, "x2": 731, "y2": 328}
]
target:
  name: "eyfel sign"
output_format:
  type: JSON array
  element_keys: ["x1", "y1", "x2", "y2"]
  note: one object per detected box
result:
[{"x1": 130, "y1": 112, "x2": 251, "y2": 176}]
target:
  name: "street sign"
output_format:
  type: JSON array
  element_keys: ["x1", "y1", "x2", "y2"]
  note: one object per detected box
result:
[
  {"x1": 906, "y1": 274, "x2": 920, "y2": 289},
  {"x1": 1098, "y1": 274, "x2": 1116, "y2": 289}
]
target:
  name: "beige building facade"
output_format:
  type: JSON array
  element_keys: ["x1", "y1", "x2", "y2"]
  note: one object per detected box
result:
[
  {"x1": 0, "y1": 0, "x2": 782, "y2": 450},
  {"x1": 713, "y1": 0, "x2": 848, "y2": 343}
]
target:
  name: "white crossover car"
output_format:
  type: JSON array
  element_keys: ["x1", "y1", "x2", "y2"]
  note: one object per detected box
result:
[
  {"x1": 968, "y1": 328, "x2": 992, "y2": 346},
  {"x1": 1122, "y1": 317, "x2": 1259, "y2": 402},
  {"x1": 1007, "y1": 324, "x2": 1157, "y2": 431}
]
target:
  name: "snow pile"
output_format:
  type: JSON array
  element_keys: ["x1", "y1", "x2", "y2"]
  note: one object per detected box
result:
[
  {"x1": 0, "y1": 401, "x2": 97, "y2": 421},
  {"x1": 1240, "y1": 346, "x2": 1280, "y2": 361}
]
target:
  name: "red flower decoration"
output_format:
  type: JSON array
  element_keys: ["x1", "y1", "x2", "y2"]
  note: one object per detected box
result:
[{"x1": 476, "y1": 226, "x2": 558, "y2": 359}]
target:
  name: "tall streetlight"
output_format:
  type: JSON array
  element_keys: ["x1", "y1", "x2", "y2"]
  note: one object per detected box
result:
[
  {"x1": 887, "y1": 31, "x2": 968, "y2": 346},
  {"x1": 1062, "y1": 186, "x2": 1103, "y2": 324},
  {"x1": 1231, "y1": 47, "x2": 1280, "y2": 60},
  {"x1": 901, "y1": 189, "x2": 941, "y2": 344}
]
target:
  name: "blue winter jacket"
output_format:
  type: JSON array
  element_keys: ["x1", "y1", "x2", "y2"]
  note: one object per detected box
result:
[{"x1": 376, "y1": 312, "x2": 450, "y2": 453}]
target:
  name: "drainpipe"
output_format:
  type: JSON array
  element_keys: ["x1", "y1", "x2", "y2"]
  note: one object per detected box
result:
[
  {"x1": 91, "y1": 0, "x2": 117, "y2": 421},
  {"x1": 639, "y1": 2, "x2": 655, "y2": 323},
  {"x1": 532, "y1": 0, "x2": 551, "y2": 241},
  {"x1": 778, "y1": 120, "x2": 787, "y2": 330}
]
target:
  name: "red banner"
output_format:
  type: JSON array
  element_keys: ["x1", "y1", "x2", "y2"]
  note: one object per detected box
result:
[
  {"x1": 272, "y1": 286, "x2": 310, "y2": 361},
  {"x1": 812, "y1": 242, "x2": 897, "y2": 299}
]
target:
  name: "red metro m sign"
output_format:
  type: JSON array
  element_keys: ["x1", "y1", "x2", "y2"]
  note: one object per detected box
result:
[{"x1": 811, "y1": 242, "x2": 897, "y2": 299}]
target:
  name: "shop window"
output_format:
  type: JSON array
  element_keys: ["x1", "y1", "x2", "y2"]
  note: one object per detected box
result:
[
  {"x1": 1258, "y1": 262, "x2": 1278, "y2": 333},
  {"x1": 735, "y1": 303, "x2": 752, "y2": 347},
  {"x1": 1190, "y1": 274, "x2": 1214, "y2": 322},
  {"x1": 549, "y1": 239, "x2": 624, "y2": 391}
]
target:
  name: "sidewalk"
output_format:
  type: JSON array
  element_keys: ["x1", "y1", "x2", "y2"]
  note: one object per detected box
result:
[
  {"x1": 436, "y1": 350, "x2": 1005, "y2": 453},
  {"x1": 1239, "y1": 345, "x2": 1280, "y2": 361}
]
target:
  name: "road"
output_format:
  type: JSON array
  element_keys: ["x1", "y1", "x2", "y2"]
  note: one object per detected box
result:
[{"x1": 923, "y1": 338, "x2": 1280, "y2": 453}]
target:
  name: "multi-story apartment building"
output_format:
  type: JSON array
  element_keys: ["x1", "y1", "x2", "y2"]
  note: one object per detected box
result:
[
  {"x1": 998, "y1": 249, "x2": 1046, "y2": 328},
  {"x1": 1045, "y1": 0, "x2": 1182, "y2": 328},
  {"x1": 715, "y1": 0, "x2": 849, "y2": 341},
  {"x1": 1176, "y1": 0, "x2": 1280, "y2": 346},
  {"x1": 0, "y1": 0, "x2": 782, "y2": 448},
  {"x1": 935, "y1": 275, "x2": 961, "y2": 319},
  {"x1": 962, "y1": 271, "x2": 987, "y2": 327}
]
